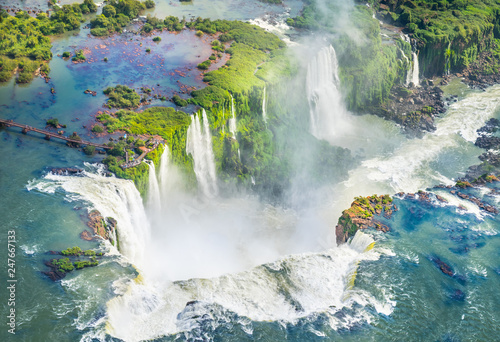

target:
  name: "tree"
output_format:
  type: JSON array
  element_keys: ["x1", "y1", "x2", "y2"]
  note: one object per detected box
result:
[
  {"x1": 102, "y1": 5, "x2": 116, "y2": 18},
  {"x1": 82, "y1": 0, "x2": 97, "y2": 13}
]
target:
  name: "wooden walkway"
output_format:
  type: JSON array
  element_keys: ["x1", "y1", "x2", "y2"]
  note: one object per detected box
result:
[
  {"x1": 0, "y1": 119, "x2": 112, "y2": 150},
  {"x1": 120, "y1": 139, "x2": 162, "y2": 169}
]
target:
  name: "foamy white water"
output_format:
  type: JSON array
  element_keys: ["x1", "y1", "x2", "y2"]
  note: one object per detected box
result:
[
  {"x1": 158, "y1": 145, "x2": 170, "y2": 202},
  {"x1": 186, "y1": 109, "x2": 218, "y2": 198},
  {"x1": 399, "y1": 48, "x2": 411, "y2": 86},
  {"x1": 146, "y1": 160, "x2": 161, "y2": 214},
  {"x1": 27, "y1": 164, "x2": 150, "y2": 267},
  {"x1": 343, "y1": 85, "x2": 500, "y2": 197},
  {"x1": 106, "y1": 231, "x2": 385, "y2": 342},
  {"x1": 262, "y1": 85, "x2": 267, "y2": 122},
  {"x1": 411, "y1": 51, "x2": 419, "y2": 86},
  {"x1": 27, "y1": 163, "x2": 391, "y2": 341}
]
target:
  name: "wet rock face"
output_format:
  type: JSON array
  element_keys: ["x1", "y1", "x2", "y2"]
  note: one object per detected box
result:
[
  {"x1": 466, "y1": 118, "x2": 500, "y2": 180},
  {"x1": 335, "y1": 194, "x2": 396, "y2": 245},
  {"x1": 50, "y1": 167, "x2": 83, "y2": 175},
  {"x1": 372, "y1": 86, "x2": 446, "y2": 137},
  {"x1": 86, "y1": 210, "x2": 117, "y2": 245}
]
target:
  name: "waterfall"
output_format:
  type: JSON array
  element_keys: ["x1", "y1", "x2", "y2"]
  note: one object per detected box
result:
[
  {"x1": 158, "y1": 145, "x2": 169, "y2": 201},
  {"x1": 262, "y1": 86, "x2": 267, "y2": 123},
  {"x1": 411, "y1": 51, "x2": 420, "y2": 86},
  {"x1": 27, "y1": 164, "x2": 151, "y2": 267},
  {"x1": 306, "y1": 45, "x2": 348, "y2": 141},
  {"x1": 146, "y1": 160, "x2": 161, "y2": 214},
  {"x1": 400, "y1": 34, "x2": 419, "y2": 87},
  {"x1": 229, "y1": 95, "x2": 241, "y2": 159},
  {"x1": 445, "y1": 41, "x2": 452, "y2": 75},
  {"x1": 229, "y1": 95, "x2": 237, "y2": 138},
  {"x1": 186, "y1": 109, "x2": 218, "y2": 198},
  {"x1": 399, "y1": 48, "x2": 411, "y2": 86}
]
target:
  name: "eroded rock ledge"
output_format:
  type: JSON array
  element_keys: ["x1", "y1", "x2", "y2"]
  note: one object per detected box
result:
[
  {"x1": 80, "y1": 210, "x2": 118, "y2": 248},
  {"x1": 335, "y1": 194, "x2": 397, "y2": 245},
  {"x1": 372, "y1": 85, "x2": 446, "y2": 136}
]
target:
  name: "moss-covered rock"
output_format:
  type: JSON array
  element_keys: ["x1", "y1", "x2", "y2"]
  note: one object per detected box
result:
[{"x1": 336, "y1": 195, "x2": 396, "y2": 245}]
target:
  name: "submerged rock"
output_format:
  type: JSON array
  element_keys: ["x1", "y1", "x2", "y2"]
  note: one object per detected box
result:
[{"x1": 430, "y1": 256, "x2": 454, "y2": 277}]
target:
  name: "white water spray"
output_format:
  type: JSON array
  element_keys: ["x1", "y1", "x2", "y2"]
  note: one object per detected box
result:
[
  {"x1": 106, "y1": 230, "x2": 385, "y2": 342},
  {"x1": 229, "y1": 95, "x2": 241, "y2": 159},
  {"x1": 344, "y1": 85, "x2": 500, "y2": 195},
  {"x1": 158, "y1": 145, "x2": 170, "y2": 201},
  {"x1": 262, "y1": 85, "x2": 267, "y2": 123},
  {"x1": 306, "y1": 45, "x2": 349, "y2": 142},
  {"x1": 411, "y1": 51, "x2": 420, "y2": 87},
  {"x1": 146, "y1": 160, "x2": 161, "y2": 214},
  {"x1": 400, "y1": 34, "x2": 419, "y2": 87},
  {"x1": 27, "y1": 164, "x2": 150, "y2": 267},
  {"x1": 229, "y1": 95, "x2": 237, "y2": 138},
  {"x1": 399, "y1": 48, "x2": 412, "y2": 86},
  {"x1": 186, "y1": 109, "x2": 218, "y2": 198}
]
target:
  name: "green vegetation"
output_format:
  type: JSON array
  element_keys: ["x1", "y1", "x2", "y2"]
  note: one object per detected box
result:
[
  {"x1": 152, "y1": 36, "x2": 161, "y2": 42},
  {"x1": 71, "y1": 49, "x2": 86, "y2": 61},
  {"x1": 197, "y1": 59, "x2": 211, "y2": 70},
  {"x1": 90, "y1": 0, "x2": 149, "y2": 36},
  {"x1": 83, "y1": 145, "x2": 96, "y2": 155},
  {"x1": 61, "y1": 246, "x2": 83, "y2": 256},
  {"x1": 337, "y1": 194, "x2": 394, "y2": 240},
  {"x1": 145, "y1": 0, "x2": 156, "y2": 8},
  {"x1": 172, "y1": 95, "x2": 188, "y2": 107},
  {"x1": 0, "y1": 1, "x2": 98, "y2": 82},
  {"x1": 287, "y1": 2, "x2": 408, "y2": 112},
  {"x1": 49, "y1": 246, "x2": 102, "y2": 277},
  {"x1": 103, "y1": 85, "x2": 141, "y2": 108},
  {"x1": 62, "y1": 51, "x2": 71, "y2": 58},
  {"x1": 92, "y1": 125, "x2": 104, "y2": 133},
  {"x1": 67, "y1": 132, "x2": 82, "y2": 147},
  {"x1": 456, "y1": 180, "x2": 472, "y2": 188},
  {"x1": 98, "y1": 107, "x2": 193, "y2": 192},
  {"x1": 46, "y1": 118, "x2": 64, "y2": 128},
  {"x1": 373, "y1": 0, "x2": 500, "y2": 76},
  {"x1": 52, "y1": 258, "x2": 74, "y2": 273},
  {"x1": 141, "y1": 15, "x2": 185, "y2": 32}
]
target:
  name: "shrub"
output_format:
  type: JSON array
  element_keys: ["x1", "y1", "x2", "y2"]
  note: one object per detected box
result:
[
  {"x1": 145, "y1": 0, "x2": 155, "y2": 8},
  {"x1": 90, "y1": 27, "x2": 110, "y2": 36},
  {"x1": 102, "y1": 5, "x2": 116, "y2": 18},
  {"x1": 103, "y1": 84, "x2": 141, "y2": 108},
  {"x1": 46, "y1": 118, "x2": 60, "y2": 128},
  {"x1": 61, "y1": 246, "x2": 83, "y2": 256},
  {"x1": 83, "y1": 145, "x2": 96, "y2": 155},
  {"x1": 92, "y1": 125, "x2": 104, "y2": 133},
  {"x1": 62, "y1": 51, "x2": 71, "y2": 58},
  {"x1": 146, "y1": 48, "x2": 151, "y2": 53},
  {"x1": 197, "y1": 60, "x2": 211, "y2": 70},
  {"x1": 172, "y1": 95, "x2": 188, "y2": 107},
  {"x1": 153, "y1": 36, "x2": 161, "y2": 42},
  {"x1": 71, "y1": 49, "x2": 86, "y2": 61},
  {"x1": 52, "y1": 258, "x2": 74, "y2": 273},
  {"x1": 195, "y1": 30, "x2": 204, "y2": 37}
]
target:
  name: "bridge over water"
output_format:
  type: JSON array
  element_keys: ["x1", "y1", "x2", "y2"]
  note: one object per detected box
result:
[{"x1": 0, "y1": 119, "x2": 112, "y2": 150}]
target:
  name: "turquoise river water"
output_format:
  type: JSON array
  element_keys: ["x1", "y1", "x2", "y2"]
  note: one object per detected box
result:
[{"x1": 1, "y1": 1, "x2": 500, "y2": 341}]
